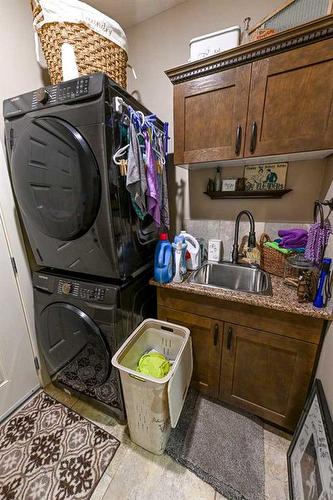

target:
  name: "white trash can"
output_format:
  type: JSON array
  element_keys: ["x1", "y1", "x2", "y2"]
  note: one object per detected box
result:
[{"x1": 112, "y1": 319, "x2": 193, "y2": 455}]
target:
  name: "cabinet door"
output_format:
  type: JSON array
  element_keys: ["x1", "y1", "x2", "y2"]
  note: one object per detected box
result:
[
  {"x1": 174, "y1": 64, "x2": 251, "y2": 164},
  {"x1": 245, "y1": 38, "x2": 333, "y2": 157},
  {"x1": 158, "y1": 306, "x2": 222, "y2": 398},
  {"x1": 220, "y1": 323, "x2": 317, "y2": 430}
]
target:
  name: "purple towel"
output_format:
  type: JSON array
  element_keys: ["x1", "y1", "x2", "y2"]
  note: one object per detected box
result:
[
  {"x1": 144, "y1": 131, "x2": 160, "y2": 226},
  {"x1": 278, "y1": 228, "x2": 308, "y2": 249}
]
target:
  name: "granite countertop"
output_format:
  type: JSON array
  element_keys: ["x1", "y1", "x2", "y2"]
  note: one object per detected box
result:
[{"x1": 150, "y1": 273, "x2": 333, "y2": 320}]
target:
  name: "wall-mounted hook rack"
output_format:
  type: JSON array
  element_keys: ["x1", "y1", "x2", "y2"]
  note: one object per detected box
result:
[{"x1": 314, "y1": 198, "x2": 333, "y2": 228}]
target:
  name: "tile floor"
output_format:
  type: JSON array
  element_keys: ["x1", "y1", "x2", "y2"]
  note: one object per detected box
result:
[{"x1": 45, "y1": 384, "x2": 291, "y2": 500}]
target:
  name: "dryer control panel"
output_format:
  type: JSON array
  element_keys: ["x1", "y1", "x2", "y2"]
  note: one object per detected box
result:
[{"x1": 3, "y1": 73, "x2": 104, "y2": 118}]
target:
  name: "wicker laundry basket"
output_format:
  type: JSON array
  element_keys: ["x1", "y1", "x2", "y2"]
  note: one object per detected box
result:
[
  {"x1": 260, "y1": 233, "x2": 294, "y2": 277},
  {"x1": 31, "y1": 0, "x2": 128, "y2": 88}
]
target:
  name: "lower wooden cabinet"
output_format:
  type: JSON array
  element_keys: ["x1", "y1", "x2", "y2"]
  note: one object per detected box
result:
[
  {"x1": 157, "y1": 288, "x2": 325, "y2": 431},
  {"x1": 158, "y1": 306, "x2": 222, "y2": 398},
  {"x1": 220, "y1": 323, "x2": 317, "y2": 430}
]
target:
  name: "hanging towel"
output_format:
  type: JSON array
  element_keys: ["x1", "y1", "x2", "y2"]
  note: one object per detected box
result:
[
  {"x1": 305, "y1": 221, "x2": 332, "y2": 265},
  {"x1": 160, "y1": 160, "x2": 170, "y2": 229},
  {"x1": 144, "y1": 130, "x2": 160, "y2": 226},
  {"x1": 126, "y1": 123, "x2": 147, "y2": 218}
]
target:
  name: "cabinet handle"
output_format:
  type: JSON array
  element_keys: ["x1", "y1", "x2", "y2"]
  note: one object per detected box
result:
[
  {"x1": 227, "y1": 326, "x2": 233, "y2": 350},
  {"x1": 214, "y1": 324, "x2": 219, "y2": 346},
  {"x1": 250, "y1": 121, "x2": 257, "y2": 153},
  {"x1": 235, "y1": 124, "x2": 242, "y2": 155}
]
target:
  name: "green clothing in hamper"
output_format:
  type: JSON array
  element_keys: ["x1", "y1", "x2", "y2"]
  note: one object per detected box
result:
[{"x1": 137, "y1": 352, "x2": 171, "y2": 378}]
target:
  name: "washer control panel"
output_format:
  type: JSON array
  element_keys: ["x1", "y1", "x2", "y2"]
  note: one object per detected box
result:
[{"x1": 57, "y1": 279, "x2": 106, "y2": 302}]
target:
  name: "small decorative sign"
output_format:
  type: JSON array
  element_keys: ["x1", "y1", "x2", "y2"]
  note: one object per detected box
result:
[
  {"x1": 244, "y1": 163, "x2": 288, "y2": 191},
  {"x1": 222, "y1": 179, "x2": 237, "y2": 191}
]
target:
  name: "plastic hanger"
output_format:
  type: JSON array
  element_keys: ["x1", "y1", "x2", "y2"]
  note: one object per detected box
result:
[{"x1": 113, "y1": 144, "x2": 129, "y2": 165}]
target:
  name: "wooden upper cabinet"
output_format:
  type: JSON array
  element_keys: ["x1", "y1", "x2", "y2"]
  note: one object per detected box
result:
[
  {"x1": 174, "y1": 65, "x2": 251, "y2": 164},
  {"x1": 245, "y1": 38, "x2": 333, "y2": 157},
  {"x1": 220, "y1": 322, "x2": 317, "y2": 430},
  {"x1": 167, "y1": 16, "x2": 333, "y2": 164}
]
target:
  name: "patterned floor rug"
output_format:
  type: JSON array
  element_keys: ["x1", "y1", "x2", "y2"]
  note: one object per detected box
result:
[{"x1": 0, "y1": 391, "x2": 120, "y2": 500}]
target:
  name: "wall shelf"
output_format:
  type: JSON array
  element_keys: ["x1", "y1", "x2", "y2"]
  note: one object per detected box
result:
[{"x1": 204, "y1": 189, "x2": 293, "y2": 200}]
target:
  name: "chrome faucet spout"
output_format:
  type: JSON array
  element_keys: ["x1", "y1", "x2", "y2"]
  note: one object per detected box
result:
[{"x1": 231, "y1": 210, "x2": 256, "y2": 265}]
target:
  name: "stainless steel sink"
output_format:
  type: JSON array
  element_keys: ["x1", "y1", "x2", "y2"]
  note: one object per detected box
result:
[{"x1": 188, "y1": 262, "x2": 272, "y2": 295}]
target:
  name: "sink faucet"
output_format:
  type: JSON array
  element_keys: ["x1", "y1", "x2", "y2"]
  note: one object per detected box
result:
[{"x1": 231, "y1": 210, "x2": 256, "y2": 264}]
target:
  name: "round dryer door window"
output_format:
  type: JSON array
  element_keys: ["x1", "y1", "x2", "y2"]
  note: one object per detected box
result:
[
  {"x1": 11, "y1": 117, "x2": 101, "y2": 241},
  {"x1": 39, "y1": 303, "x2": 110, "y2": 391}
]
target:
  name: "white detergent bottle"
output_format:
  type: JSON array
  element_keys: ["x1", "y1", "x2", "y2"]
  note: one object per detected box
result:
[{"x1": 180, "y1": 231, "x2": 201, "y2": 270}]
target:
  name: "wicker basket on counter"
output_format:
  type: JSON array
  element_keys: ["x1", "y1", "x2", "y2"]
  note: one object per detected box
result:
[
  {"x1": 259, "y1": 233, "x2": 294, "y2": 277},
  {"x1": 31, "y1": 0, "x2": 128, "y2": 88}
]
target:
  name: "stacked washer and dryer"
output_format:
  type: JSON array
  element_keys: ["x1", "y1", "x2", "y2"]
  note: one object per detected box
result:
[{"x1": 4, "y1": 73, "x2": 163, "y2": 421}]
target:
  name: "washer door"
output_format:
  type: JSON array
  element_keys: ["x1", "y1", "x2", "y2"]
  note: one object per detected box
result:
[
  {"x1": 11, "y1": 117, "x2": 101, "y2": 241},
  {"x1": 39, "y1": 303, "x2": 110, "y2": 389}
]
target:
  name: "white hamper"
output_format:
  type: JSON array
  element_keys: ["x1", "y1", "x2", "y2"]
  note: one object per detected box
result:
[{"x1": 112, "y1": 319, "x2": 193, "y2": 455}]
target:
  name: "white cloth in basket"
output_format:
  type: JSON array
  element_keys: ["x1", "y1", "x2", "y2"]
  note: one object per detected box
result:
[{"x1": 33, "y1": 0, "x2": 127, "y2": 52}]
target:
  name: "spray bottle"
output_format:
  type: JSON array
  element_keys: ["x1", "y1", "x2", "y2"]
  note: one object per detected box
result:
[{"x1": 313, "y1": 258, "x2": 332, "y2": 308}]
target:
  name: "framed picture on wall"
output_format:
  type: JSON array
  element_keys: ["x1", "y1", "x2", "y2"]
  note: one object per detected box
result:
[
  {"x1": 287, "y1": 379, "x2": 333, "y2": 500},
  {"x1": 244, "y1": 163, "x2": 288, "y2": 191}
]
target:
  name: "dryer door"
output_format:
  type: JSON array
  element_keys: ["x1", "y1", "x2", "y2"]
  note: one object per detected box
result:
[
  {"x1": 39, "y1": 303, "x2": 111, "y2": 391},
  {"x1": 11, "y1": 117, "x2": 101, "y2": 241}
]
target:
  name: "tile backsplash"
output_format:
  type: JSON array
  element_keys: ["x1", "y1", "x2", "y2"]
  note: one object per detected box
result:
[{"x1": 184, "y1": 219, "x2": 309, "y2": 261}]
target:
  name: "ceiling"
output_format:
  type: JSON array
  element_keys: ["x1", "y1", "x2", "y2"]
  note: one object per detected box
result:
[{"x1": 87, "y1": 0, "x2": 186, "y2": 29}]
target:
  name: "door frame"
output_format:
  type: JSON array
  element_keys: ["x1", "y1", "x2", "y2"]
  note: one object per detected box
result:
[{"x1": 0, "y1": 143, "x2": 43, "y2": 387}]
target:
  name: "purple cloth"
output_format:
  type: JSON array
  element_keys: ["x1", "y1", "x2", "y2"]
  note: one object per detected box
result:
[
  {"x1": 144, "y1": 131, "x2": 160, "y2": 226},
  {"x1": 278, "y1": 228, "x2": 308, "y2": 249},
  {"x1": 305, "y1": 222, "x2": 331, "y2": 264}
]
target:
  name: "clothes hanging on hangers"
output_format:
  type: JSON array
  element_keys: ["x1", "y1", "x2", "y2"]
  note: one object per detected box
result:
[
  {"x1": 160, "y1": 158, "x2": 170, "y2": 230},
  {"x1": 113, "y1": 103, "x2": 170, "y2": 228},
  {"x1": 126, "y1": 122, "x2": 147, "y2": 218},
  {"x1": 144, "y1": 129, "x2": 160, "y2": 226}
]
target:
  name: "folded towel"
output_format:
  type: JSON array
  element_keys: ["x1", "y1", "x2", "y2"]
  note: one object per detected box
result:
[
  {"x1": 264, "y1": 241, "x2": 293, "y2": 254},
  {"x1": 280, "y1": 238, "x2": 307, "y2": 249},
  {"x1": 278, "y1": 229, "x2": 308, "y2": 239},
  {"x1": 274, "y1": 239, "x2": 305, "y2": 253},
  {"x1": 278, "y1": 228, "x2": 308, "y2": 249}
]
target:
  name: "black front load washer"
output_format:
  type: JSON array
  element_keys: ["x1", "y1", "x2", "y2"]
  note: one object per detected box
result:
[
  {"x1": 33, "y1": 268, "x2": 156, "y2": 421},
  {"x1": 4, "y1": 73, "x2": 160, "y2": 279}
]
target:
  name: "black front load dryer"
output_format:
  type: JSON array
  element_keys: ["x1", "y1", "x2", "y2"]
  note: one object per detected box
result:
[
  {"x1": 33, "y1": 268, "x2": 156, "y2": 421},
  {"x1": 4, "y1": 73, "x2": 159, "y2": 279}
]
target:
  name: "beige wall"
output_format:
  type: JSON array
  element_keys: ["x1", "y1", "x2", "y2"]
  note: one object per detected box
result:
[
  {"x1": 127, "y1": 0, "x2": 282, "y2": 223},
  {"x1": 0, "y1": 0, "x2": 45, "y2": 141},
  {"x1": 127, "y1": 0, "x2": 282, "y2": 133},
  {"x1": 190, "y1": 159, "x2": 330, "y2": 222}
]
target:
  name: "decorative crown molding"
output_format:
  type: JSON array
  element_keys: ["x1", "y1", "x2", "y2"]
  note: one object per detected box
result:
[{"x1": 165, "y1": 15, "x2": 333, "y2": 84}]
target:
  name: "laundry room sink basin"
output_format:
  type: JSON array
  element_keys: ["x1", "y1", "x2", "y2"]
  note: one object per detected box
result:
[{"x1": 188, "y1": 262, "x2": 272, "y2": 295}]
